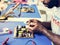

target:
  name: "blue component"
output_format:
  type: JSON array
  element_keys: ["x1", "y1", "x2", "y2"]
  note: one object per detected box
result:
[{"x1": 0, "y1": 21, "x2": 52, "y2": 45}]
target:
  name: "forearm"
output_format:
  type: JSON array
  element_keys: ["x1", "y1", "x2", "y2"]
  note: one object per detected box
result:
[
  {"x1": 38, "y1": 26, "x2": 60, "y2": 45},
  {"x1": 41, "y1": 22, "x2": 51, "y2": 30}
]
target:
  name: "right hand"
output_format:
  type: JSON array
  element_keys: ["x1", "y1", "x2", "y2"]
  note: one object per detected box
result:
[{"x1": 26, "y1": 19, "x2": 46, "y2": 32}]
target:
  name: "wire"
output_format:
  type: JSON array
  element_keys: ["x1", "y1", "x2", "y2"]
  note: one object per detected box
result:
[
  {"x1": 18, "y1": 4, "x2": 22, "y2": 17},
  {"x1": 25, "y1": 40, "x2": 37, "y2": 45}
]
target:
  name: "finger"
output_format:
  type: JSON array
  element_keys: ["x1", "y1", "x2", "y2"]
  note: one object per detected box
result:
[
  {"x1": 27, "y1": 26, "x2": 37, "y2": 32},
  {"x1": 26, "y1": 19, "x2": 37, "y2": 23},
  {"x1": 29, "y1": 19, "x2": 41, "y2": 23},
  {"x1": 27, "y1": 28, "x2": 33, "y2": 32},
  {"x1": 30, "y1": 19, "x2": 38, "y2": 23},
  {"x1": 26, "y1": 25, "x2": 33, "y2": 32},
  {"x1": 26, "y1": 23, "x2": 37, "y2": 28},
  {"x1": 26, "y1": 20, "x2": 31, "y2": 25},
  {"x1": 26, "y1": 21, "x2": 30, "y2": 25},
  {"x1": 26, "y1": 20, "x2": 37, "y2": 26},
  {"x1": 26, "y1": 22, "x2": 38, "y2": 28},
  {"x1": 26, "y1": 23, "x2": 37, "y2": 30},
  {"x1": 26, "y1": 25, "x2": 33, "y2": 30}
]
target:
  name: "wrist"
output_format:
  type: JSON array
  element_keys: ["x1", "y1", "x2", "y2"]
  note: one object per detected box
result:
[{"x1": 38, "y1": 25, "x2": 47, "y2": 33}]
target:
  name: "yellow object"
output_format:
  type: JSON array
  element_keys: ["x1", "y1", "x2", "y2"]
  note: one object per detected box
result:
[
  {"x1": 21, "y1": 8, "x2": 28, "y2": 12},
  {"x1": 21, "y1": 28, "x2": 26, "y2": 31},
  {"x1": 0, "y1": 16, "x2": 6, "y2": 19},
  {"x1": 21, "y1": 7, "x2": 34, "y2": 13},
  {"x1": 19, "y1": 31, "x2": 23, "y2": 33}
]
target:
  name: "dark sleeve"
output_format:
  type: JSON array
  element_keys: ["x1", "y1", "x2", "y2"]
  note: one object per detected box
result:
[
  {"x1": 43, "y1": 0, "x2": 59, "y2": 8},
  {"x1": 41, "y1": 22, "x2": 52, "y2": 30},
  {"x1": 58, "y1": 0, "x2": 60, "y2": 6},
  {"x1": 47, "y1": 0, "x2": 59, "y2": 8}
]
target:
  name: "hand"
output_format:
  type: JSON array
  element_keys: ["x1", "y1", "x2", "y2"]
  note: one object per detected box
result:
[{"x1": 26, "y1": 19, "x2": 46, "y2": 32}]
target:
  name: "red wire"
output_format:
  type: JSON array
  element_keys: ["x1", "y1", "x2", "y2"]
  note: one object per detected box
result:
[{"x1": 2, "y1": 38, "x2": 9, "y2": 45}]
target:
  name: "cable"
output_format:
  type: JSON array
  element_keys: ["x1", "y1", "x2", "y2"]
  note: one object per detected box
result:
[
  {"x1": 18, "y1": 4, "x2": 22, "y2": 17},
  {"x1": 25, "y1": 40, "x2": 37, "y2": 45},
  {"x1": 2, "y1": 38, "x2": 9, "y2": 45}
]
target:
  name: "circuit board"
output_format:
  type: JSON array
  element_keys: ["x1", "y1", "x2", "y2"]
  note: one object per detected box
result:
[
  {"x1": 14, "y1": 26, "x2": 34, "y2": 38},
  {"x1": 21, "y1": 6, "x2": 35, "y2": 13}
]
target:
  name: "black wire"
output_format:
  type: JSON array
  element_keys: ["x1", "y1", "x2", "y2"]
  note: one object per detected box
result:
[
  {"x1": 0, "y1": 11, "x2": 1, "y2": 15},
  {"x1": 25, "y1": 40, "x2": 37, "y2": 45},
  {"x1": 18, "y1": 4, "x2": 22, "y2": 17}
]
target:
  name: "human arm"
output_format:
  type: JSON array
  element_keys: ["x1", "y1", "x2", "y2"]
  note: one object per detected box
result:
[{"x1": 26, "y1": 19, "x2": 60, "y2": 45}]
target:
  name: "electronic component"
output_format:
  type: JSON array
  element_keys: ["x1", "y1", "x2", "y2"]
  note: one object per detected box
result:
[
  {"x1": 0, "y1": 28, "x2": 12, "y2": 35},
  {"x1": 27, "y1": 7, "x2": 34, "y2": 13},
  {"x1": 14, "y1": 25, "x2": 33, "y2": 38},
  {"x1": 21, "y1": 7, "x2": 29, "y2": 12},
  {"x1": 21, "y1": 7, "x2": 34, "y2": 13}
]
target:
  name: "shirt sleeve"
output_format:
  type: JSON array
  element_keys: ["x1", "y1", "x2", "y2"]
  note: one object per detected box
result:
[
  {"x1": 13, "y1": 0, "x2": 27, "y2": 4},
  {"x1": 58, "y1": 0, "x2": 60, "y2": 7}
]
